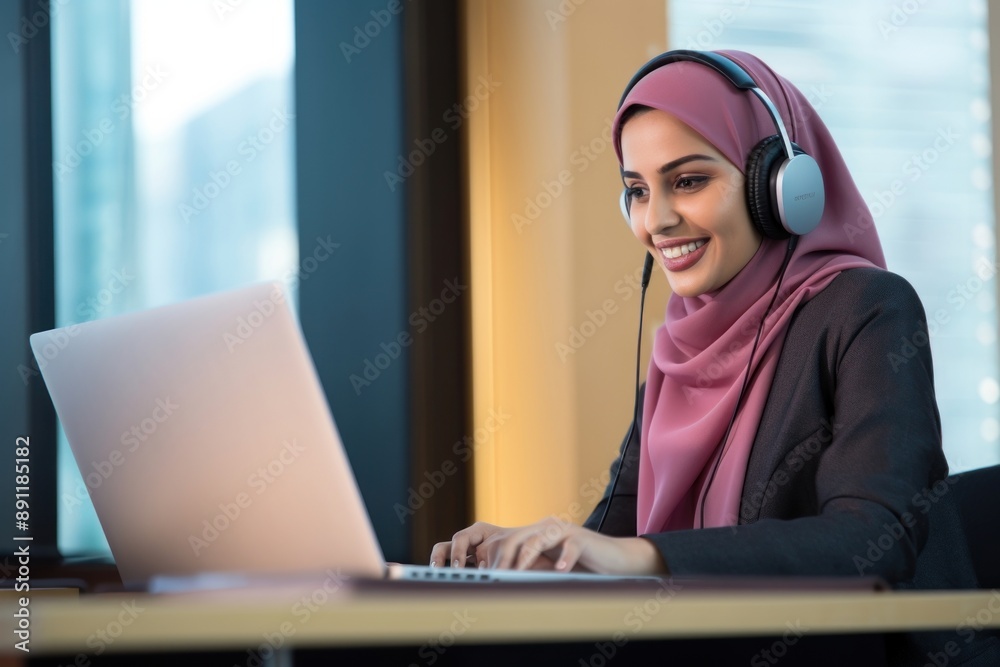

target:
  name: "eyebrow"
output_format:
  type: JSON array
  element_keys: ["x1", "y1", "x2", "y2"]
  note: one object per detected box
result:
[{"x1": 622, "y1": 154, "x2": 718, "y2": 180}]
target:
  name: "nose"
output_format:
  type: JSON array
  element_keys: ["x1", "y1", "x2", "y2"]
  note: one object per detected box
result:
[{"x1": 643, "y1": 190, "x2": 680, "y2": 237}]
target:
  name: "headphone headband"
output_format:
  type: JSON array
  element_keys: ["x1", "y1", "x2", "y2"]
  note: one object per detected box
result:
[
  {"x1": 618, "y1": 50, "x2": 795, "y2": 161},
  {"x1": 617, "y1": 50, "x2": 756, "y2": 107}
]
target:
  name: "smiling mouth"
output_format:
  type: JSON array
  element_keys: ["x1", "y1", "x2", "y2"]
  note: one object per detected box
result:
[{"x1": 660, "y1": 239, "x2": 707, "y2": 260}]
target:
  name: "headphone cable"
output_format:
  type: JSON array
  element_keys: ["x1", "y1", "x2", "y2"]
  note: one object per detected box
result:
[{"x1": 595, "y1": 252, "x2": 654, "y2": 534}]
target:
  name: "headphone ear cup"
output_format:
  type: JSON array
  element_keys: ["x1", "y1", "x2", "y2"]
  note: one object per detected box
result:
[
  {"x1": 620, "y1": 189, "x2": 631, "y2": 227},
  {"x1": 745, "y1": 135, "x2": 794, "y2": 240}
]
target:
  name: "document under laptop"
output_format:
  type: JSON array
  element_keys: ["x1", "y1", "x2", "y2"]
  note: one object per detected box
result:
[{"x1": 30, "y1": 282, "x2": 657, "y2": 587}]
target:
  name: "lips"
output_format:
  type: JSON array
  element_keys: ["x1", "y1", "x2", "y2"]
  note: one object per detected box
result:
[
  {"x1": 659, "y1": 239, "x2": 709, "y2": 272},
  {"x1": 661, "y1": 239, "x2": 707, "y2": 259}
]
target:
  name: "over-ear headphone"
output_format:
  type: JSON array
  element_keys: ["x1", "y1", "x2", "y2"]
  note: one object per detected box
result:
[{"x1": 617, "y1": 50, "x2": 825, "y2": 240}]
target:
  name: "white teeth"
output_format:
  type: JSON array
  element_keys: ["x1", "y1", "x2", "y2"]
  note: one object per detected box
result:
[{"x1": 662, "y1": 239, "x2": 707, "y2": 259}]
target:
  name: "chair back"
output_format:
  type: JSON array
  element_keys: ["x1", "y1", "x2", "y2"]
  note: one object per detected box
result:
[{"x1": 950, "y1": 464, "x2": 1000, "y2": 589}]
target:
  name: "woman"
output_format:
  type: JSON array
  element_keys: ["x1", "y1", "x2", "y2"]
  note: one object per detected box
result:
[{"x1": 431, "y1": 50, "x2": 997, "y2": 664}]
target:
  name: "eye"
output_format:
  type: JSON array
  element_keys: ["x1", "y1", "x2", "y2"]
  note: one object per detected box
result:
[
  {"x1": 674, "y1": 175, "x2": 709, "y2": 192},
  {"x1": 625, "y1": 185, "x2": 648, "y2": 202}
]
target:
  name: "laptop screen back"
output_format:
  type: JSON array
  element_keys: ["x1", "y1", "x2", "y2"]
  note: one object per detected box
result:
[{"x1": 30, "y1": 282, "x2": 385, "y2": 583}]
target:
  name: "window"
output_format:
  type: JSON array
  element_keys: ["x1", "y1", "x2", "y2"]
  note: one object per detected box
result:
[
  {"x1": 52, "y1": 0, "x2": 297, "y2": 554},
  {"x1": 670, "y1": 0, "x2": 998, "y2": 472}
]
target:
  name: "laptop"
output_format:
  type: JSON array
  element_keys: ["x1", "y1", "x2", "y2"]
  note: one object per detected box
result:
[{"x1": 30, "y1": 282, "x2": 655, "y2": 587}]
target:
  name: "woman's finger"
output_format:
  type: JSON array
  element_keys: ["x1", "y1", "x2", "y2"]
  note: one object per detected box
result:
[
  {"x1": 489, "y1": 527, "x2": 529, "y2": 570},
  {"x1": 429, "y1": 541, "x2": 452, "y2": 567},
  {"x1": 491, "y1": 522, "x2": 552, "y2": 570},
  {"x1": 449, "y1": 522, "x2": 495, "y2": 568},
  {"x1": 514, "y1": 522, "x2": 570, "y2": 570},
  {"x1": 554, "y1": 536, "x2": 584, "y2": 571}
]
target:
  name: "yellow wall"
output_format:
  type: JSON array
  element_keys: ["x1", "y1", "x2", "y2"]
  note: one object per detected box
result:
[{"x1": 462, "y1": 0, "x2": 671, "y2": 527}]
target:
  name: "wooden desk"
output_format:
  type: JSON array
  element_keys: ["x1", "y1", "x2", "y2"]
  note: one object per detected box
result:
[{"x1": 2, "y1": 583, "x2": 998, "y2": 662}]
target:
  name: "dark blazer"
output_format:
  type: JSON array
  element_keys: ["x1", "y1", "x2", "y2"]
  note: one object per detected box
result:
[{"x1": 583, "y1": 267, "x2": 1000, "y2": 666}]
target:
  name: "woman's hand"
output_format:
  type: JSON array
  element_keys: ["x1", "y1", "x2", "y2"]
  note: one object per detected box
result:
[
  {"x1": 430, "y1": 521, "x2": 518, "y2": 569},
  {"x1": 430, "y1": 518, "x2": 668, "y2": 576}
]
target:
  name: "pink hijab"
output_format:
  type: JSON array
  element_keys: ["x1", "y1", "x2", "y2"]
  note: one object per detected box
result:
[{"x1": 611, "y1": 51, "x2": 887, "y2": 534}]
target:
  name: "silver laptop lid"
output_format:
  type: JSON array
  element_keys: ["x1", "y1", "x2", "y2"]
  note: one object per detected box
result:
[{"x1": 30, "y1": 282, "x2": 385, "y2": 583}]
